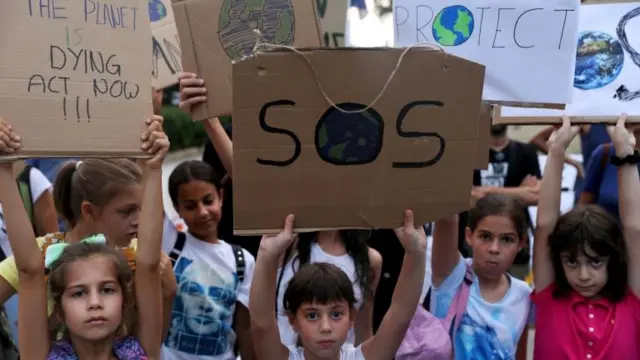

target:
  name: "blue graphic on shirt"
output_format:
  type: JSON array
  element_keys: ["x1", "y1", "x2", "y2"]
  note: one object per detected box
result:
[
  {"x1": 164, "y1": 256, "x2": 239, "y2": 356},
  {"x1": 455, "y1": 314, "x2": 511, "y2": 360}
]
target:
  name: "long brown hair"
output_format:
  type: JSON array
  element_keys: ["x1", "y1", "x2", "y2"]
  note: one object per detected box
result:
[{"x1": 48, "y1": 242, "x2": 136, "y2": 338}]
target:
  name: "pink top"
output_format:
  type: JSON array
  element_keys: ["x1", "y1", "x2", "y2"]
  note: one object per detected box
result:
[{"x1": 532, "y1": 284, "x2": 640, "y2": 360}]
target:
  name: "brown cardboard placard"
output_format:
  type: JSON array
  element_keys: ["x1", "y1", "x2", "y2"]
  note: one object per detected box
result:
[
  {"x1": 151, "y1": 0, "x2": 182, "y2": 89},
  {"x1": 232, "y1": 47, "x2": 486, "y2": 234},
  {"x1": 316, "y1": 0, "x2": 348, "y2": 47},
  {"x1": 172, "y1": 0, "x2": 323, "y2": 121},
  {"x1": 0, "y1": 0, "x2": 152, "y2": 160},
  {"x1": 474, "y1": 102, "x2": 492, "y2": 170}
]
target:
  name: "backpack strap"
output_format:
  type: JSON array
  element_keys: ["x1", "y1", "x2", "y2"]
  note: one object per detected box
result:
[
  {"x1": 231, "y1": 244, "x2": 245, "y2": 283},
  {"x1": 169, "y1": 231, "x2": 187, "y2": 267}
]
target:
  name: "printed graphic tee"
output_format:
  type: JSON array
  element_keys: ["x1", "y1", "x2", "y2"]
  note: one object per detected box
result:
[
  {"x1": 161, "y1": 218, "x2": 255, "y2": 360},
  {"x1": 431, "y1": 258, "x2": 531, "y2": 360}
]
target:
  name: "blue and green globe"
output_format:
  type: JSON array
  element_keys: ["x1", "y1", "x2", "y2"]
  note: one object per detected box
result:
[
  {"x1": 315, "y1": 103, "x2": 384, "y2": 165},
  {"x1": 219, "y1": 0, "x2": 295, "y2": 60},
  {"x1": 432, "y1": 5, "x2": 474, "y2": 46},
  {"x1": 148, "y1": 0, "x2": 167, "y2": 22}
]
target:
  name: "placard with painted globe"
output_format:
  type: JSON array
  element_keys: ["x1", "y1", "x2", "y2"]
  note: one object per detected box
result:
[
  {"x1": 148, "y1": 0, "x2": 168, "y2": 22},
  {"x1": 432, "y1": 5, "x2": 474, "y2": 46},
  {"x1": 219, "y1": 0, "x2": 295, "y2": 60},
  {"x1": 315, "y1": 103, "x2": 384, "y2": 165},
  {"x1": 574, "y1": 31, "x2": 624, "y2": 90}
]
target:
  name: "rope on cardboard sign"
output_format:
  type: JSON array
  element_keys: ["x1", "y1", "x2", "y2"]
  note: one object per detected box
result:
[{"x1": 247, "y1": 29, "x2": 447, "y2": 115}]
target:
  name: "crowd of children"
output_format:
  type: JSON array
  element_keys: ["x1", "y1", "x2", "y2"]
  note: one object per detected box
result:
[{"x1": 0, "y1": 72, "x2": 637, "y2": 360}]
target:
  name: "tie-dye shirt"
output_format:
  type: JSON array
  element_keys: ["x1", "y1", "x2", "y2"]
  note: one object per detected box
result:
[{"x1": 431, "y1": 258, "x2": 531, "y2": 360}]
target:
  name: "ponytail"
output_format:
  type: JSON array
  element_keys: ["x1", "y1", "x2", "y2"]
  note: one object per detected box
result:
[
  {"x1": 53, "y1": 161, "x2": 79, "y2": 227},
  {"x1": 52, "y1": 159, "x2": 143, "y2": 229}
]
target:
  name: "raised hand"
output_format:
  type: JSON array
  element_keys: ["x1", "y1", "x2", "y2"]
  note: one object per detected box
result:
[
  {"x1": 141, "y1": 115, "x2": 170, "y2": 169},
  {"x1": 607, "y1": 113, "x2": 635, "y2": 156},
  {"x1": 547, "y1": 116, "x2": 580, "y2": 152},
  {"x1": 178, "y1": 72, "x2": 207, "y2": 115},
  {"x1": 394, "y1": 210, "x2": 427, "y2": 255},
  {"x1": 259, "y1": 215, "x2": 296, "y2": 257},
  {"x1": 0, "y1": 118, "x2": 21, "y2": 155}
]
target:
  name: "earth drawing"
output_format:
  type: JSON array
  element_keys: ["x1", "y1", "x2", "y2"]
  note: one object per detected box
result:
[
  {"x1": 574, "y1": 31, "x2": 625, "y2": 90},
  {"x1": 219, "y1": 0, "x2": 295, "y2": 60},
  {"x1": 432, "y1": 5, "x2": 474, "y2": 46},
  {"x1": 148, "y1": 0, "x2": 168, "y2": 23},
  {"x1": 315, "y1": 103, "x2": 384, "y2": 165}
]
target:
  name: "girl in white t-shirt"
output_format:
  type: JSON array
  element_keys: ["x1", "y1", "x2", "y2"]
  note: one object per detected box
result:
[
  {"x1": 250, "y1": 211, "x2": 426, "y2": 360},
  {"x1": 162, "y1": 160, "x2": 256, "y2": 360},
  {"x1": 0, "y1": 165, "x2": 58, "y2": 258},
  {"x1": 430, "y1": 195, "x2": 532, "y2": 360}
]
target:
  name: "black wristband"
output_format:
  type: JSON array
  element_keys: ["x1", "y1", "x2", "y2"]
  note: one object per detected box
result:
[{"x1": 610, "y1": 150, "x2": 640, "y2": 166}]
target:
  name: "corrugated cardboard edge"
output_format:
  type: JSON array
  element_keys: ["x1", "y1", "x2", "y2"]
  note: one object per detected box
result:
[
  {"x1": 310, "y1": 0, "x2": 324, "y2": 45},
  {"x1": 0, "y1": 151, "x2": 150, "y2": 161},
  {"x1": 172, "y1": 0, "x2": 208, "y2": 121},
  {"x1": 493, "y1": 105, "x2": 640, "y2": 125}
]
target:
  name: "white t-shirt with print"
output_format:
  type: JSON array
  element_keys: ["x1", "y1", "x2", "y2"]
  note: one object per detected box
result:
[
  {"x1": 431, "y1": 257, "x2": 531, "y2": 360},
  {"x1": 287, "y1": 344, "x2": 364, "y2": 360},
  {"x1": 161, "y1": 218, "x2": 255, "y2": 360},
  {"x1": 0, "y1": 167, "x2": 52, "y2": 257}
]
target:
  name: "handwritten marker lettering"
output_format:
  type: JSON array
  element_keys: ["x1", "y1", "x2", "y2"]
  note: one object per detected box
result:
[
  {"x1": 27, "y1": 0, "x2": 68, "y2": 19},
  {"x1": 84, "y1": 0, "x2": 138, "y2": 30}
]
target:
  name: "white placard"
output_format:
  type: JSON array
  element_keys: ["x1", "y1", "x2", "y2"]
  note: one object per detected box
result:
[
  {"x1": 502, "y1": 3, "x2": 640, "y2": 118},
  {"x1": 393, "y1": 0, "x2": 580, "y2": 105}
]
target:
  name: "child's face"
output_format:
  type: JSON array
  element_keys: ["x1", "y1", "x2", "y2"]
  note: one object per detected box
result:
[
  {"x1": 466, "y1": 215, "x2": 524, "y2": 278},
  {"x1": 87, "y1": 185, "x2": 142, "y2": 247},
  {"x1": 289, "y1": 301, "x2": 354, "y2": 358},
  {"x1": 60, "y1": 255, "x2": 124, "y2": 343},
  {"x1": 176, "y1": 180, "x2": 223, "y2": 240},
  {"x1": 561, "y1": 245, "x2": 609, "y2": 299}
]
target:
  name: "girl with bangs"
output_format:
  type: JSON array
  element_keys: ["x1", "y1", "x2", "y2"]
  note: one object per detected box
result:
[
  {"x1": 533, "y1": 115, "x2": 640, "y2": 359},
  {"x1": 0, "y1": 115, "x2": 169, "y2": 359}
]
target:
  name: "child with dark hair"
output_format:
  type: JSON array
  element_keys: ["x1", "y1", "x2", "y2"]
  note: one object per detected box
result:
[
  {"x1": 533, "y1": 115, "x2": 640, "y2": 359},
  {"x1": 162, "y1": 159, "x2": 256, "y2": 360},
  {"x1": 430, "y1": 193, "x2": 532, "y2": 359},
  {"x1": 251, "y1": 211, "x2": 426, "y2": 360}
]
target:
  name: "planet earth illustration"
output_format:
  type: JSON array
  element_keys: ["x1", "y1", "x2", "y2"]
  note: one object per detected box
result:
[
  {"x1": 574, "y1": 31, "x2": 624, "y2": 90},
  {"x1": 219, "y1": 0, "x2": 295, "y2": 60},
  {"x1": 148, "y1": 0, "x2": 167, "y2": 22},
  {"x1": 315, "y1": 103, "x2": 384, "y2": 165},
  {"x1": 432, "y1": 5, "x2": 474, "y2": 46}
]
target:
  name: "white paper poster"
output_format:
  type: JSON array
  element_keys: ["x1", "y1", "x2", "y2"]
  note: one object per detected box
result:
[
  {"x1": 393, "y1": 0, "x2": 580, "y2": 106},
  {"x1": 502, "y1": 3, "x2": 640, "y2": 119}
]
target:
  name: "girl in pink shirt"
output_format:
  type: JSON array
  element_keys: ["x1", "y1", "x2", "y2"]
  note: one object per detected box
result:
[{"x1": 532, "y1": 115, "x2": 640, "y2": 360}]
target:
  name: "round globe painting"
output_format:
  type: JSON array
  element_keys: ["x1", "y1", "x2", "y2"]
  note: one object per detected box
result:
[
  {"x1": 148, "y1": 0, "x2": 168, "y2": 22},
  {"x1": 219, "y1": 0, "x2": 295, "y2": 60},
  {"x1": 315, "y1": 103, "x2": 384, "y2": 165},
  {"x1": 432, "y1": 5, "x2": 474, "y2": 46},
  {"x1": 574, "y1": 31, "x2": 625, "y2": 90}
]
